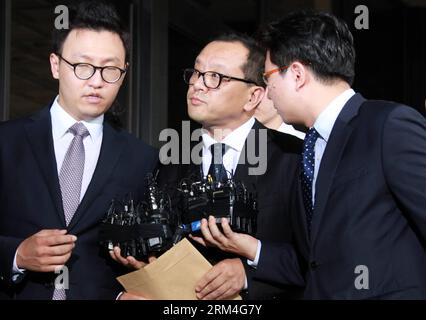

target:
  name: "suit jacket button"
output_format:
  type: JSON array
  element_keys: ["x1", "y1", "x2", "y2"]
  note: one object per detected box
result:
[{"x1": 310, "y1": 261, "x2": 320, "y2": 270}]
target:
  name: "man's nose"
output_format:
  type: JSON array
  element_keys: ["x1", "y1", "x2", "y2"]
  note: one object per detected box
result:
[
  {"x1": 87, "y1": 69, "x2": 104, "y2": 88},
  {"x1": 192, "y1": 74, "x2": 208, "y2": 91}
]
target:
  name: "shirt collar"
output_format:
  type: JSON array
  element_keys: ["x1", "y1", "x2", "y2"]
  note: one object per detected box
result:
[
  {"x1": 202, "y1": 117, "x2": 255, "y2": 153},
  {"x1": 50, "y1": 96, "x2": 104, "y2": 141},
  {"x1": 313, "y1": 89, "x2": 355, "y2": 143}
]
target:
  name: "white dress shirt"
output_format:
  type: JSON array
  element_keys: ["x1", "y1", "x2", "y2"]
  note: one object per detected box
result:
[
  {"x1": 311, "y1": 89, "x2": 355, "y2": 202},
  {"x1": 13, "y1": 96, "x2": 104, "y2": 279},
  {"x1": 201, "y1": 117, "x2": 255, "y2": 178},
  {"x1": 277, "y1": 122, "x2": 306, "y2": 140}
]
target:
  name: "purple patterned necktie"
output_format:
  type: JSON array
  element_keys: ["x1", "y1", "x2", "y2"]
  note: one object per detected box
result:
[{"x1": 53, "y1": 122, "x2": 89, "y2": 300}]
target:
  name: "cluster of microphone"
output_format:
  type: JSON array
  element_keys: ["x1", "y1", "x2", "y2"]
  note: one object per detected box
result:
[{"x1": 99, "y1": 172, "x2": 258, "y2": 260}]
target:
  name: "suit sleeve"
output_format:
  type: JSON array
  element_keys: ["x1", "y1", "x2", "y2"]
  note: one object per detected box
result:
[
  {"x1": 254, "y1": 241, "x2": 305, "y2": 287},
  {"x1": 244, "y1": 241, "x2": 305, "y2": 291},
  {"x1": 0, "y1": 131, "x2": 23, "y2": 285},
  {"x1": 0, "y1": 236, "x2": 23, "y2": 285},
  {"x1": 251, "y1": 141, "x2": 306, "y2": 289},
  {"x1": 382, "y1": 106, "x2": 426, "y2": 241}
]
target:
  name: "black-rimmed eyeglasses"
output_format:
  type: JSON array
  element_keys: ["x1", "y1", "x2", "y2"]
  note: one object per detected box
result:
[
  {"x1": 183, "y1": 68, "x2": 258, "y2": 89},
  {"x1": 56, "y1": 54, "x2": 127, "y2": 84}
]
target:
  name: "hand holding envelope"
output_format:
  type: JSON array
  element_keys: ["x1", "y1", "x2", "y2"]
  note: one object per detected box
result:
[{"x1": 117, "y1": 238, "x2": 241, "y2": 300}]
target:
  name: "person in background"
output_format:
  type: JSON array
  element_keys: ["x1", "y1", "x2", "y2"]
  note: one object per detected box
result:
[{"x1": 255, "y1": 90, "x2": 305, "y2": 140}]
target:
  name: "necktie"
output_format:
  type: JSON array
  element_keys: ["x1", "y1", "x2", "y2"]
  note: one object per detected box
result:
[
  {"x1": 53, "y1": 122, "x2": 89, "y2": 300},
  {"x1": 301, "y1": 127, "x2": 319, "y2": 233},
  {"x1": 207, "y1": 143, "x2": 228, "y2": 182}
]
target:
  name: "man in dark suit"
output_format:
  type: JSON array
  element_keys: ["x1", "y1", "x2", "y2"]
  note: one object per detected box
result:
[
  {"x1": 0, "y1": 1, "x2": 157, "y2": 299},
  {"x1": 162, "y1": 33, "x2": 303, "y2": 300},
  {"x1": 159, "y1": 121, "x2": 302, "y2": 300},
  {"x1": 112, "y1": 33, "x2": 303, "y2": 300},
  {"x1": 194, "y1": 11, "x2": 426, "y2": 299}
]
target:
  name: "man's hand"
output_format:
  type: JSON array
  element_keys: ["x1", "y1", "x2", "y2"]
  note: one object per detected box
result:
[
  {"x1": 190, "y1": 216, "x2": 258, "y2": 260},
  {"x1": 195, "y1": 258, "x2": 245, "y2": 300},
  {"x1": 109, "y1": 246, "x2": 156, "y2": 270},
  {"x1": 16, "y1": 229, "x2": 77, "y2": 272}
]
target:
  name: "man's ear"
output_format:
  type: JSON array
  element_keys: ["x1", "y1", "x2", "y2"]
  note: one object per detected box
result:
[
  {"x1": 50, "y1": 53, "x2": 60, "y2": 80},
  {"x1": 289, "y1": 61, "x2": 308, "y2": 91},
  {"x1": 243, "y1": 86, "x2": 265, "y2": 112},
  {"x1": 120, "y1": 62, "x2": 130, "y2": 83}
]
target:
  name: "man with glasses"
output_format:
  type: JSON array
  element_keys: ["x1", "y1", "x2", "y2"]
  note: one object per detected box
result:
[
  {"x1": 193, "y1": 11, "x2": 426, "y2": 299},
  {"x1": 0, "y1": 1, "x2": 157, "y2": 299},
  {"x1": 156, "y1": 33, "x2": 304, "y2": 300}
]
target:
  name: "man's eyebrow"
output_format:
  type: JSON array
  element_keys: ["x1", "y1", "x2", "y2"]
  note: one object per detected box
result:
[{"x1": 73, "y1": 54, "x2": 121, "y2": 64}]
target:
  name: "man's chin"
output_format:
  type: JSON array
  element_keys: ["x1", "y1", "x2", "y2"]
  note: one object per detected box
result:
[
  {"x1": 281, "y1": 115, "x2": 297, "y2": 126},
  {"x1": 78, "y1": 106, "x2": 108, "y2": 121},
  {"x1": 188, "y1": 111, "x2": 205, "y2": 124}
]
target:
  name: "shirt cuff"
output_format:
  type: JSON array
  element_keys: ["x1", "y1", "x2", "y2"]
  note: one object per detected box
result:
[
  {"x1": 246, "y1": 240, "x2": 261, "y2": 269},
  {"x1": 243, "y1": 276, "x2": 248, "y2": 290},
  {"x1": 12, "y1": 250, "x2": 26, "y2": 283}
]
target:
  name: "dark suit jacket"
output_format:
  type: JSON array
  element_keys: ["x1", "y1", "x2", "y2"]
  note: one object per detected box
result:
[
  {"x1": 0, "y1": 105, "x2": 158, "y2": 299},
  {"x1": 256, "y1": 94, "x2": 426, "y2": 299},
  {"x1": 158, "y1": 120, "x2": 304, "y2": 299}
]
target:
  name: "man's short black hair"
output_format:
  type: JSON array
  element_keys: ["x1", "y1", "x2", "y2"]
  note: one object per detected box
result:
[
  {"x1": 211, "y1": 32, "x2": 266, "y2": 88},
  {"x1": 258, "y1": 10, "x2": 355, "y2": 86},
  {"x1": 52, "y1": 0, "x2": 130, "y2": 60}
]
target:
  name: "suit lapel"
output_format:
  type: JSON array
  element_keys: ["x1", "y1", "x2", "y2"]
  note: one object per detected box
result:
[
  {"x1": 187, "y1": 138, "x2": 204, "y2": 179},
  {"x1": 311, "y1": 94, "x2": 366, "y2": 243},
  {"x1": 186, "y1": 120, "x2": 265, "y2": 186},
  {"x1": 24, "y1": 106, "x2": 66, "y2": 226},
  {"x1": 67, "y1": 123, "x2": 127, "y2": 230},
  {"x1": 295, "y1": 178, "x2": 311, "y2": 249},
  {"x1": 233, "y1": 120, "x2": 266, "y2": 189}
]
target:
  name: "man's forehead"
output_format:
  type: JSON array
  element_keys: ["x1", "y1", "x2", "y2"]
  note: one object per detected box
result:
[
  {"x1": 195, "y1": 42, "x2": 247, "y2": 72},
  {"x1": 200, "y1": 41, "x2": 247, "y2": 56},
  {"x1": 62, "y1": 29, "x2": 126, "y2": 62},
  {"x1": 194, "y1": 57, "x2": 230, "y2": 69}
]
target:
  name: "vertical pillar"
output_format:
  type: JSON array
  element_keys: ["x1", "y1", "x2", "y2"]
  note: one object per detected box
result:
[
  {"x1": 129, "y1": 0, "x2": 168, "y2": 146},
  {"x1": 0, "y1": 0, "x2": 11, "y2": 121}
]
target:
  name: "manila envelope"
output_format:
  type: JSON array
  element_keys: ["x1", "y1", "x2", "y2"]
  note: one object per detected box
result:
[{"x1": 117, "y1": 238, "x2": 241, "y2": 300}]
